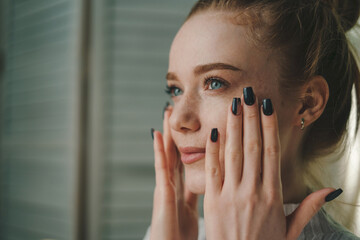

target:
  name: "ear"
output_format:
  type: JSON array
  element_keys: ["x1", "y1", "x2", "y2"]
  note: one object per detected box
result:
[{"x1": 296, "y1": 76, "x2": 329, "y2": 128}]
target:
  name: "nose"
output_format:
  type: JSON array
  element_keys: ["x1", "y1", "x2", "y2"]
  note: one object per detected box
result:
[{"x1": 169, "y1": 96, "x2": 201, "y2": 133}]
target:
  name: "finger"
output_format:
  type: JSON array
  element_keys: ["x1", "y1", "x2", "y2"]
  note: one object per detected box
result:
[
  {"x1": 242, "y1": 87, "x2": 262, "y2": 185},
  {"x1": 152, "y1": 129, "x2": 170, "y2": 187},
  {"x1": 224, "y1": 97, "x2": 243, "y2": 187},
  {"x1": 163, "y1": 105, "x2": 177, "y2": 180},
  {"x1": 260, "y1": 99, "x2": 281, "y2": 189},
  {"x1": 205, "y1": 128, "x2": 222, "y2": 194},
  {"x1": 286, "y1": 188, "x2": 341, "y2": 240},
  {"x1": 163, "y1": 105, "x2": 186, "y2": 200}
]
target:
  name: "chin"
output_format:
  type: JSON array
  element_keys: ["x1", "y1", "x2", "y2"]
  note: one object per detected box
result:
[{"x1": 183, "y1": 160, "x2": 206, "y2": 194}]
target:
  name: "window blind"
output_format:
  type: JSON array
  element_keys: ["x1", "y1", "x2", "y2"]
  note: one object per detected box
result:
[
  {"x1": 0, "y1": 0, "x2": 83, "y2": 239},
  {"x1": 94, "y1": 1, "x2": 198, "y2": 239}
]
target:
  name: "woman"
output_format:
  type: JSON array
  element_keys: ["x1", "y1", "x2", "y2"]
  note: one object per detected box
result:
[{"x1": 145, "y1": 0, "x2": 360, "y2": 239}]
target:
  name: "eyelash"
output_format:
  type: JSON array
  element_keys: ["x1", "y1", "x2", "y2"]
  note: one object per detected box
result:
[
  {"x1": 164, "y1": 85, "x2": 177, "y2": 96},
  {"x1": 204, "y1": 75, "x2": 228, "y2": 89},
  {"x1": 164, "y1": 75, "x2": 228, "y2": 97}
]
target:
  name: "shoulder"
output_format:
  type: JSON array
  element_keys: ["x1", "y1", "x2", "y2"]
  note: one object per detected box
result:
[
  {"x1": 298, "y1": 207, "x2": 360, "y2": 240},
  {"x1": 301, "y1": 230, "x2": 360, "y2": 240},
  {"x1": 324, "y1": 231, "x2": 360, "y2": 240}
]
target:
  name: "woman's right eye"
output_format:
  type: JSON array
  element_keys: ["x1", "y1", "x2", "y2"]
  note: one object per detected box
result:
[{"x1": 165, "y1": 85, "x2": 183, "y2": 97}]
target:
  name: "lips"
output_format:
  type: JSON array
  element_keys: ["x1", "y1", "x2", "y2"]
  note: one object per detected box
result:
[{"x1": 178, "y1": 146, "x2": 205, "y2": 164}]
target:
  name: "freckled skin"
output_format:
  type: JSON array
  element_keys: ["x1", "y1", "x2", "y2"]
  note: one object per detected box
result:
[{"x1": 168, "y1": 11, "x2": 308, "y2": 203}]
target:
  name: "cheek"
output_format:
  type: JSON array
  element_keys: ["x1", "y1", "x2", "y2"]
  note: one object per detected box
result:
[
  {"x1": 200, "y1": 98, "x2": 229, "y2": 133},
  {"x1": 275, "y1": 100, "x2": 296, "y2": 136},
  {"x1": 200, "y1": 98, "x2": 229, "y2": 178}
]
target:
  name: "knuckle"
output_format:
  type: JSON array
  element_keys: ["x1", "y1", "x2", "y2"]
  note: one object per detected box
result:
[
  {"x1": 265, "y1": 190, "x2": 280, "y2": 206},
  {"x1": 161, "y1": 189, "x2": 177, "y2": 204},
  {"x1": 227, "y1": 192, "x2": 239, "y2": 206},
  {"x1": 156, "y1": 144, "x2": 165, "y2": 153},
  {"x1": 262, "y1": 119, "x2": 276, "y2": 130},
  {"x1": 310, "y1": 203, "x2": 319, "y2": 215},
  {"x1": 154, "y1": 162, "x2": 166, "y2": 171},
  {"x1": 228, "y1": 150, "x2": 242, "y2": 161},
  {"x1": 206, "y1": 166, "x2": 219, "y2": 177},
  {"x1": 265, "y1": 145, "x2": 280, "y2": 157},
  {"x1": 156, "y1": 182, "x2": 175, "y2": 195},
  {"x1": 228, "y1": 119, "x2": 241, "y2": 130},
  {"x1": 204, "y1": 197, "x2": 218, "y2": 212},
  {"x1": 245, "y1": 195, "x2": 259, "y2": 213},
  {"x1": 246, "y1": 110, "x2": 258, "y2": 120},
  {"x1": 242, "y1": 184, "x2": 258, "y2": 199},
  {"x1": 246, "y1": 140, "x2": 262, "y2": 153},
  {"x1": 163, "y1": 182, "x2": 175, "y2": 192},
  {"x1": 154, "y1": 155, "x2": 166, "y2": 168},
  {"x1": 310, "y1": 200, "x2": 322, "y2": 215},
  {"x1": 209, "y1": 148, "x2": 218, "y2": 155}
]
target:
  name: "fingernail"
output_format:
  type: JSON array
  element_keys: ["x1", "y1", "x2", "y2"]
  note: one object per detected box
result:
[
  {"x1": 243, "y1": 87, "x2": 255, "y2": 106},
  {"x1": 211, "y1": 128, "x2": 218, "y2": 142},
  {"x1": 232, "y1": 97, "x2": 241, "y2": 115},
  {"x1": 325, "y1": 188, "x2": 343, "y2": 202},
  {"x1": 262, "y1": 99, "x2": 273, "y2": 116},
  {"x1": 151, "y1": 128, "x2": 154, "y2": 140},
  {"x1": 162, "y1": 101, "x2": 170, "y2": 119}
]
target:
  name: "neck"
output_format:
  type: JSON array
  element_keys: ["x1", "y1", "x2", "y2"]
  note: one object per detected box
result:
[
  {"x1": 280, "y1": 124, "x2": 312, "y2": 204},
  {"x1": 281, "y1": 155, "x2": 310, "y2": 204}
]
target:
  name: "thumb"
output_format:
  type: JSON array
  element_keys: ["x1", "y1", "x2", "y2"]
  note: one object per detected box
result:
[{"x1": 286, "y1": 188, "x2": 343, "y2": 240}]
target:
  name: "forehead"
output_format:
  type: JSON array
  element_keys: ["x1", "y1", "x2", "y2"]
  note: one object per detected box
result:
[{"x1": 168, "y1": 11, "x2": 269, "y2": 74}]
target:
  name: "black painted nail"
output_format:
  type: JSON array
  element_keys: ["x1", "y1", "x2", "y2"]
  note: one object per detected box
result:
[
  {"x1": 325, "y1": 188, "x2": 343, "y2": 202},
  {"x1": 243, "y1": 87, "x2": 255, "y2": 106},
  {"x1": 211, "y1": 128, "x2": 218, "y2": 142},
  {"x1": 151, "y1": 128, "x2": 154, "y2": 140},
  {"x1": 162, "y1": 102, "x2": 170, "y2": 119},
  {"x1": 262, "y1": 99, "x2": 273, "y2": 116},
  {"x1": 232, "y1": 97, "x2": 241, "y2": 115}
]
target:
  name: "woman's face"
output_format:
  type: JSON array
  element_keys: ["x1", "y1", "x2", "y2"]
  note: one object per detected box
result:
[{"x1": 167, "y1": 11, "x2": 298, "y2": 194}]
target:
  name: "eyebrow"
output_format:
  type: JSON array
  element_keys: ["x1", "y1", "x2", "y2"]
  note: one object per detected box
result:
[{"x1": 166, "y1": 62, "x2": 242, "y2": 80}]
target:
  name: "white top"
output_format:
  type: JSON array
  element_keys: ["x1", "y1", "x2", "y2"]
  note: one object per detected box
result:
[{"x1": 143, "y1": 203, "x2": 360, "y2": 239}]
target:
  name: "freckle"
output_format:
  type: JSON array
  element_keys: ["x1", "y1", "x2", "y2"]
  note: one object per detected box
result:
[{"x1": 280, "y1": 100, "x2": 286, "y2": 107}]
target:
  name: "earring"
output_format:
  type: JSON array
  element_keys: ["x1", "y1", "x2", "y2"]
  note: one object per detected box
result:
[{"x1": 301, "y1": 118, "x2": 305, "y2": 130}]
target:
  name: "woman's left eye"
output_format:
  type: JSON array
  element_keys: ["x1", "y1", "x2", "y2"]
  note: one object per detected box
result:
[
  {"x1": 206, "y1": 77, "x2": 226, "y2": 90},
  {"x1": 210, "y1": 80, "x2": 223, "y2": 90}
]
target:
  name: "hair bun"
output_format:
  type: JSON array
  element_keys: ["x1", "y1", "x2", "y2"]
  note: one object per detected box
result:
[{"x1": 332, "y1": 0, "x2": 360, "y2": 31}]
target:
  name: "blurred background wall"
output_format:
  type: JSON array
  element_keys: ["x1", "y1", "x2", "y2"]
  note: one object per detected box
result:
[
  {"x1": 0, "y1": 0, "x2": 85, "y2": 239},
  {"x1": 0, "y1": 1, "x2": 359, "y2": 240}
]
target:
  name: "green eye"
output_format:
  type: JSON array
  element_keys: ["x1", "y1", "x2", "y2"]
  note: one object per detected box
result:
[
  {"x1": 173, "y1": 88, "x2": 183, "y2": 96},
  {"x1": 165, "y1": 85, "x2": 183, "y2": 97},
  {"x1": 209, "y1": 79, "x2": 223, "y2": 90}
]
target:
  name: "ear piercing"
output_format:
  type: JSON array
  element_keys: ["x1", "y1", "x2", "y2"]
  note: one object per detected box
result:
[{"x1": 301, "y1": 118, "x2": 305, "y2": 130}]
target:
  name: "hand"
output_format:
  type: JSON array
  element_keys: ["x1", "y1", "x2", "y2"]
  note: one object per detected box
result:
[
  {"x1": 150, "y1": 106, "x2": 199, "y2": 240},
  {"x1": 203, "y1": 90, "x2": 337, "y2": 240}
]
